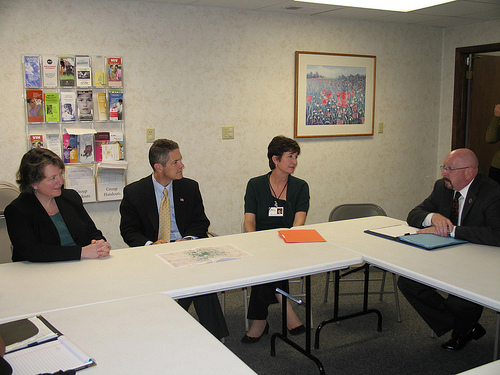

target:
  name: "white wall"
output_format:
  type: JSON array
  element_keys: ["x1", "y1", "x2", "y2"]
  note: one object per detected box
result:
[{"x1": 0, "y1": 0, "x2": 494, "y2": 250}]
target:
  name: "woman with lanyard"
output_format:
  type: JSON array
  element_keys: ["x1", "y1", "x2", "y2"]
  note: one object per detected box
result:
[{"x1": 241, "y1": 135, "x2": 310, "y2": 344}]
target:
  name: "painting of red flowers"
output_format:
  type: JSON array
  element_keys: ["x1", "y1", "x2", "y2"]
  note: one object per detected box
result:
[{"x1": 295, "y1": 51, "x2": 376, "y2": 137}]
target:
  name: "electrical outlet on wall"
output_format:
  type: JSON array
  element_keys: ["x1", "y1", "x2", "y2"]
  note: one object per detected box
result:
[{"x1": 146, "y1": 128, "x2": 155, "y2": 143}]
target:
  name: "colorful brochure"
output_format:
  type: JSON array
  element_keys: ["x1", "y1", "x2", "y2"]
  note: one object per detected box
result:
[
  {"x1": 77, "y1": 90, "x2": 93, "y2": 121},
  {"x1": 109, "y1": 90, "x2": 123, "y2": 120},
  {"x1": 44, "y1": 92, "x2": 60, "y2": 122},
  {"x1": 26, "y1": 89, "x2": 44, "y2": 122},
  {"x1": 24, "y1": 55, "x2": 41, "y2": 87},
  {"x1": 59, "y1": 56, "x2": 75, "y2": 87},
  {"x1": 107, "y1": 57, "x2": 122, "y2": 87}
]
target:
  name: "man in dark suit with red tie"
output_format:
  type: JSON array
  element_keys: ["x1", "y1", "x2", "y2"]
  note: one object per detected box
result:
[
  {"x1": 399, "y1": 148, "x2": 500, "y2": 351},
  {"x1": 119, "y1": 139, "x2": 228, "y2": 340}
]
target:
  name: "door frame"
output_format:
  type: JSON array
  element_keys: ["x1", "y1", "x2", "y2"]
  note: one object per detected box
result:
[{"x1": 452, "y1": 42, "x2": 500, "y2": 149}]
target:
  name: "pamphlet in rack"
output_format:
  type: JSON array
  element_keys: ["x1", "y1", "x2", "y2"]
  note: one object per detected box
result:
[
  {"x1": 92, "y1": 55, "x2": 106, "y2": 87},
  {"x1": 44, "y1": 92, "x2": 60, "y2": 122},
  {"x1": 109, "y1": 90, "x2": 123, "y2": 121},
  {"x1": 96, "y1": 161, "x2": 127, "y2": 201},
  {"x1": 75, "y1": 55, "x2": 92, "y2": 87},
  {"x1": 46, "y1": 133, "x2": 62, "y2": 158},
  {"x1": 42, "y1": 55, "x2": 58, "y2": 87},
  {"x1": 96, "y1": 91, "x2": 107, "y2": 120},
  {"x1": 24, "y1": 55, "x2": 41, "y2": 87},
  {"x1": 59, "y1": 56, "x2": 75, "y2": 87},
  {"x1": 26, "y1": 89, "x2": 44, "y2": 123},
  {"x1": 61, "y1": 91, "x2": 77, "y2": 122},
  {"x1": 77, "y1": 90, "x2": 93, "y2": 121},
  {"x1": 107, "y1": 57, "x2": 122, "y2": 87},
  {"x1": 30, "y1": 134, "x2": 43, "y2": 149},
  {"x1": 65, "y1": 164, "x2": 96, "y2": 203}
]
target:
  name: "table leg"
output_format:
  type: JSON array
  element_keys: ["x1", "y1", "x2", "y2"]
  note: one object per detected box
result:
[
  {"x1": 271, "y1": 275, "x2": 325, "y2": 375},
  {"x1": 494, "y1": 312, "x2": 499, "y2": 361},
  {"x1": 315, "y1": 265, "x2": 383, "y2": 349}
]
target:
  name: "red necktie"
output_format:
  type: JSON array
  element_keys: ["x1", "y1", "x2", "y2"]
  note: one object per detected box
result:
[{"x1": 450, "y1": 191, "x2": 461, "y2": 226}]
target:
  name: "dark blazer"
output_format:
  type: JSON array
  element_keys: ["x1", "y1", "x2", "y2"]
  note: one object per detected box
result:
[
  {"x1": 407, "y1": 173, "x2": 500, "y2": 246},
  {"x1": 0, "y1": 356, "x2": 12, "y2": 375},
  {"x1": 119, "y1": 175, "x2": 210, "y2": 247},
  {"x1": 119, "y1": 176, "x2": 227, "y2": 340},
  {"x1": 5, "y1": 189, "x2": 105, "y2": 262}
]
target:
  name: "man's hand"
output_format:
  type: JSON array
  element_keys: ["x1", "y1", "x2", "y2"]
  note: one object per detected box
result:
[
  {"x1": 418, "y1": 213, "x2": 454, "y2": 237},
  {"x1": 152, "y1": 240, "x2": 169, "y2": 245}
]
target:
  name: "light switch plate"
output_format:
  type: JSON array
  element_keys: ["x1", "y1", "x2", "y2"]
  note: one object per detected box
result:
[{"x1": 222, "y1": 126, "x2": 234, "y2": 139}]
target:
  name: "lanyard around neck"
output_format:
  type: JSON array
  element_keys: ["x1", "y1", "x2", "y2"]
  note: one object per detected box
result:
[{"x1": 268, "y1": 174, "x2": 288, "y2": 207}]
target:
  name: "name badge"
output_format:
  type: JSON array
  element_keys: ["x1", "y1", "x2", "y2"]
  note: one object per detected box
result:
[{"x1": 268, "y1": 206, "x2": 284, "y2": 217}]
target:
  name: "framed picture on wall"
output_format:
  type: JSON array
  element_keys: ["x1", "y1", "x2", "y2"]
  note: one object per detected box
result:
[{"x1": 294, "y1": 51, "x2": 376, "y2": 138}]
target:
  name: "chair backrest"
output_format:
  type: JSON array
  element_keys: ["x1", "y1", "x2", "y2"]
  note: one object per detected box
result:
[
  {"x1": 0, "y1": 182, "x2": 19, "y2": 264},
  {"x1": 0, "y1": 182, "x2": 19, "y2": 219},
  {"x1": 328, "y1": 203, "x2": 387, "y2": 222}
]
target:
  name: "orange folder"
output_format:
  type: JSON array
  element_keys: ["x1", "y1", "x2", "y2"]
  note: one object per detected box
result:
[{"x1": 278, "y1": 229, "x2": 326, "y2": 243}]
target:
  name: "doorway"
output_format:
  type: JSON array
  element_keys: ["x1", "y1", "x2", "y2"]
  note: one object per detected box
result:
[{"x1": 452, "y1": 43, "x2": 500, "y2": 175}]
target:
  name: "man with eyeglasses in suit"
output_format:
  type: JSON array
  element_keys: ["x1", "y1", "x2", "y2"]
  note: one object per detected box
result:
[{"x1": 398, "y1": 148, "x2": 500, "y2": 351}]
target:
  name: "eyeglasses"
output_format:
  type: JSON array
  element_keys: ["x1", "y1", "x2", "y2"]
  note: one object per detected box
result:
[{"x1": 440, "y1": 165, "x2": 472, "y2": 173}]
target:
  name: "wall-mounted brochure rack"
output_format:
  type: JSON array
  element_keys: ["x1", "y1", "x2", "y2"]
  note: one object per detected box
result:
[{"x1": 22, "y1": 55, "x2": 127, "y2": 202}]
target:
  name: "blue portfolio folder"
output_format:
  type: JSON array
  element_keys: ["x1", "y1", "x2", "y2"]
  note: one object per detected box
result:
[
  {"x1": 364, "y1": 225, "x2": 468, "y2": 250},
  {"x1": 397, "y1": 233, "x2": 467, "y2": 249}
]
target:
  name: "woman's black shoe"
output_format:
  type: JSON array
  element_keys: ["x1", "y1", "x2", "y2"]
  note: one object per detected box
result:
[
  {"x1": 241, "y1": 322, "x2": 269, "y2": 344},
  {"x1": 288, "y1": 324, "x2": 306, "y2": 336}
]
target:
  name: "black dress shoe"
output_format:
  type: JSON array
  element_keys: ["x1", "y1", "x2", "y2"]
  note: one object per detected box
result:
[
  {"x1": 441, "y1": 323, "x2": 486, "y2": 351},
  {"x1": 288, "y1": 324, "x2": 306, "y2": 336},
  {"x1": 241, "y1": 322, "x2": 269, "y2": 344}
]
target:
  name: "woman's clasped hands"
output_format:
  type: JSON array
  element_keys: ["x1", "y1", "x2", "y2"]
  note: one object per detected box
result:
[{"x1": 82, "y1": 239, "x2": 111, "y2": 259}]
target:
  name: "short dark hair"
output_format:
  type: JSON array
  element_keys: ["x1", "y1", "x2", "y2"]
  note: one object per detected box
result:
[
  {"x1": 267, "y1": 136, "x2": 300, "y2": 170},
  {"x1": 16, "y1": 148, "x2": 65, "y2": 193},
  {"x1": 148, "y1": 139, "x2": 179, "y2": 170}
]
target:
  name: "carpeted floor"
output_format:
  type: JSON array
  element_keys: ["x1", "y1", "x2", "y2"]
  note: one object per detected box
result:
[{"x1": 209, "y1": 270, "x2": 497, "y2": 375}]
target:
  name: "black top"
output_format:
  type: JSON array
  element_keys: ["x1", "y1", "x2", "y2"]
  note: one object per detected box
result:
[
  {"x1": 244, "y1": 173, "x2": 310, "y2": 231},
  {"x1": 5, "y1": 189, "x2": 105, "y2": 262}
]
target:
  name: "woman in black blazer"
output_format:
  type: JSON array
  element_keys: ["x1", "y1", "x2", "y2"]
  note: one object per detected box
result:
[{"x1": 5, "y1": 148, "x2": 110, "y2": 262}]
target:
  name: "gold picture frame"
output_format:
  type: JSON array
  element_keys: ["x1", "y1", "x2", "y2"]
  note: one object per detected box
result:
[{"x1": 294, "y1": 51, "x2": 376, "y2": 138}]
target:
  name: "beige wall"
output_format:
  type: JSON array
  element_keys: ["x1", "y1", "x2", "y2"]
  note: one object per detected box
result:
[{"x1": 0, "y1": 0, "x2": 497, "y2": 250}]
